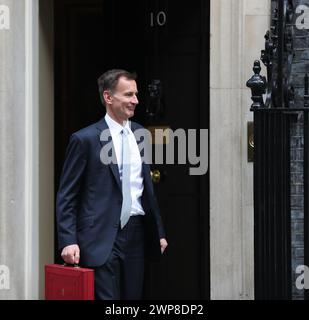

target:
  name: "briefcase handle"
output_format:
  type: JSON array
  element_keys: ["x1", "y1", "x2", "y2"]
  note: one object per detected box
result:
[{"x1": 63, "y1": 263, "x2": 80, "y2": 268}]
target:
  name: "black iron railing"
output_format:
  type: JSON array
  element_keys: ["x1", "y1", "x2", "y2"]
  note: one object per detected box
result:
[{"x1": 245, "y1": 0, "x2": 308, "y2": 299}]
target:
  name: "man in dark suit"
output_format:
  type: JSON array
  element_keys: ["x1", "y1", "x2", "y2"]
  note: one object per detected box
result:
[{"x1": 56, "y1": 69, "x2": 168, "y2": 300}]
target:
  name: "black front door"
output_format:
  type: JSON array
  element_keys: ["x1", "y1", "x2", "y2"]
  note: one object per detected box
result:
[{"x1": 55, "y1": 0, "x2": 210, "y2": 299}]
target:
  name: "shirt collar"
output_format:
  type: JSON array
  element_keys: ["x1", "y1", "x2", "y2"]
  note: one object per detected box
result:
[{"x1": 105, "y1": 113, "x2": 131, "y2": 135}]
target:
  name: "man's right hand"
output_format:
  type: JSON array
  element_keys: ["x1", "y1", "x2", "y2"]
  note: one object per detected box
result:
[{"x1": 61, "y1": 244, "x2": 80, "y2": 265}]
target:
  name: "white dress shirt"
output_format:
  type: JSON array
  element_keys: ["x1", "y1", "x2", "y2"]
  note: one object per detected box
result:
[{"x1": 105, "y1": 113, "x2": 145, "y2": 216}]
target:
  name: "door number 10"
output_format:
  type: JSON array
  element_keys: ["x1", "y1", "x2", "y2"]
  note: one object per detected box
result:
[{"x1": 150, "y1": 11, "x2": 167, "y2": 27}]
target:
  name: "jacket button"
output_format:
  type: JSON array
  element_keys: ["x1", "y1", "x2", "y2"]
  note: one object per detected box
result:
[{"x1": 114, "y1": 222, "x2": 119, "y2": 228}]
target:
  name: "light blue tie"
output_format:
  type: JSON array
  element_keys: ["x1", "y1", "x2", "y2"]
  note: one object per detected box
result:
[{"x1": 120, "y1": 127, "x2": 132, "y2": 228}]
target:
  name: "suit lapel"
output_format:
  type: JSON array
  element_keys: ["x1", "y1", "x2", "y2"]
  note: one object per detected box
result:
[
  {"x1": 96, "y1": 119, "x2": 150, "y2": 192},
  {"x1": 96, "y1": 117, "x2": 122, "y2": 192}
]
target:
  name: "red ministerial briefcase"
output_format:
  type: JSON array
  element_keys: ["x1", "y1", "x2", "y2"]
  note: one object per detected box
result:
[{"x1": 45, "y1": 264, "x2": 94, "y2": 300}]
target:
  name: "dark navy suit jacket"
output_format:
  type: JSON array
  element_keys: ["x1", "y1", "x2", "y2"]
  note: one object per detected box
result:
[{"x1": 56, "y1": 117, "x2": 166, "y2": 267}]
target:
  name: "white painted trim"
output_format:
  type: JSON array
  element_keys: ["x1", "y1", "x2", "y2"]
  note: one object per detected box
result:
[
  {"x1": 210, "y1": 0, "x2": 244, "y2": 300},
  {"x1": 209, "y1": 0, "x2": 270, "y2": 299},
  {"x1": 25, "y1": 0, "x2": 39, "y2": 300},
  {"x1": 37, "y1": 0, "x2": 55, "y2": 299}
]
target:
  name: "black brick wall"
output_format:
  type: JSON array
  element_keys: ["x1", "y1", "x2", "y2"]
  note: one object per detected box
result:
[
  {"x1": 270, "y1": 0, "x2": 309, "y2": 300},
  {"x1": 290, "y1": 122, "x2": 304, "y2": 300},
  {"x1": 290, "y1": 0, "x2": 309, "y2": 300}
]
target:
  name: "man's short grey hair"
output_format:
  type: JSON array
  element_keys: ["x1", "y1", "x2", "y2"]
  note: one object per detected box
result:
[{"x1": 97, "y1": 69, "x2": 137, "y2": 106}]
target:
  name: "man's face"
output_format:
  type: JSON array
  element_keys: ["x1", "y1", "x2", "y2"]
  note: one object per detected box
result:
[{"x1": 104, "y1": 76, "x2": 139, "y2": 125}]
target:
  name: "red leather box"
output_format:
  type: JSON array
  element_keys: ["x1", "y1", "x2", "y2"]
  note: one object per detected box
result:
[{"x1": 45, "y1": 264, "x2": 94, "y2": 300}]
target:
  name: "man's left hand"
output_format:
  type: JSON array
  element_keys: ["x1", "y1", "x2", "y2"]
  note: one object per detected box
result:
[{"x1": 160, "y1": 238, "x2": 168, "y2": 254}]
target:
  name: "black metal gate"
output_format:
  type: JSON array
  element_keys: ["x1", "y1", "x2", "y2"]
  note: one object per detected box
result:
[{"x1": 247, "y1": 0, "x2": 309, "y2": 299}]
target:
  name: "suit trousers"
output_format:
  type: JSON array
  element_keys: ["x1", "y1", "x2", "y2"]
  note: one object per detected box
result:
[{"x1": 93, "y1": 215, "x2": 145, "y2": 300}]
